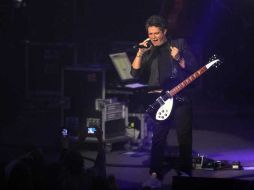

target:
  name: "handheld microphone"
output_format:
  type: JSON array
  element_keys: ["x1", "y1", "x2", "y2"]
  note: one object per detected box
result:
[{"x1": 133, "y1": 40, "x2": 152, "y2": 49}]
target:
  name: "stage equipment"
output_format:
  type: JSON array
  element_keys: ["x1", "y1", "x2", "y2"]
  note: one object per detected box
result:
[{"x1": 64, "y1": 65, "x2": 130, "y2": 151}]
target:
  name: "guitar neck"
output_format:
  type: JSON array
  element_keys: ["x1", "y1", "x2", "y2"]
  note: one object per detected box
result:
[{"x1": 167, "y1": 65, "x2": 207, "y2": 96}]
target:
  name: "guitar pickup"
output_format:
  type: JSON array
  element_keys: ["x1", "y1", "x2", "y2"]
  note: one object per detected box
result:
[{"x1": 156, "y1": 96, "x2": 165, "y2": 106}]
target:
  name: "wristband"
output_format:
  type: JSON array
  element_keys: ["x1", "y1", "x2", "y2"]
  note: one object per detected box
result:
[{"x1": 175, "y1": 54, "x2": 181, "y2": 61}]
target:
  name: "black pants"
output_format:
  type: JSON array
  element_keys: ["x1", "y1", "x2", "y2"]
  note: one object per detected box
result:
[{"x1": 149, "y1": 98, "x2": 193, "y2": 179}]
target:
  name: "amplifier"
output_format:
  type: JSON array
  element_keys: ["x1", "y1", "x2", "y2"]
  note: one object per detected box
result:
[{"x1": 87, "y1": 99, "x2": 128, "y2": 141}]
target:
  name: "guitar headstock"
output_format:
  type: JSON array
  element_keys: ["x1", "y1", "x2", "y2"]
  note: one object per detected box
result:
[{"x1": 206, "y1": 54, "x2": 222, "y2": 69}]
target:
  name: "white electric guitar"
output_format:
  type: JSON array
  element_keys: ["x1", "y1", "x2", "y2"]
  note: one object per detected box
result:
[{"x1": 146, "y1": 55, "x2": 221, "y2": 121}]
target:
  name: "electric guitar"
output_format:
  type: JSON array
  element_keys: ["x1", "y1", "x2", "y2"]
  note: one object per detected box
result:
[{"x1": 146, "y1": 55, "x2": 221, "y2": 121}]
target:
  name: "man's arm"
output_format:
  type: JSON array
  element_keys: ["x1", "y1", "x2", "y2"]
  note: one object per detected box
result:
[
  {"x1": 170, "y1": 46, "x2": 186, "y2": 69},
  {"x1": 131, "y1": 39, "x2": 152, "y2": 77},
  {"x1": 171, "y1": 38, "x2": 198, "y2": 73},
  {"x1": 132, "y1": 49, "x2": 145, "y2": 69}
]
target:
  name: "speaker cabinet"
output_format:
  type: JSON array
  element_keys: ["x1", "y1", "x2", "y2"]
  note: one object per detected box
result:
[
  {"x1": 26, "y1": 42, "x2": 75, "y2": 96},
  {"x1": 64, "y1": 65, "x2": 106, "y2": 133}
]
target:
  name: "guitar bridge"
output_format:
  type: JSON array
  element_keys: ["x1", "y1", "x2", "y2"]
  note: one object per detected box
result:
[{"x1": 156, "y1": 96, "x2": 165, "y2": 106}]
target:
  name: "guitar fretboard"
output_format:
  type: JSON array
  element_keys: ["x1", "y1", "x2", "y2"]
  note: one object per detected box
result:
[{"x1": 167, "y1": 65, "x2": 208, "y2": 97}]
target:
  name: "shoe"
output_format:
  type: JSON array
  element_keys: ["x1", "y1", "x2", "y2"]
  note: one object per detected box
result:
[{"x1": 142, "y1": 172, "x2": 162, "y2": 189}]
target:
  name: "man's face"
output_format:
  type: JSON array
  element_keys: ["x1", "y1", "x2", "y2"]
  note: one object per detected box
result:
[{"x1": 147, "y1": 26, "x2": 167, "y2": 46}]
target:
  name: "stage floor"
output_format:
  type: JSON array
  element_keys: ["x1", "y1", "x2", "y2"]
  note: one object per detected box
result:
[{"x1": 82, "y1": 129, "x2": 254, "y2": 190}]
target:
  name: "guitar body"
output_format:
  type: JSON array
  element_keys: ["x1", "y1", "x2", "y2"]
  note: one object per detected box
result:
[
  {"x1": 155, "y1": 97, "x2": 174, "y2": 120},
  {"x1": 146, "y1": 94, "x2": 174, "y2": 121}
]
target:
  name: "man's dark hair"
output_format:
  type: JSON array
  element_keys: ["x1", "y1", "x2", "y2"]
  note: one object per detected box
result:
[{"x1": 145, "y1": 15, "x2": 168, "y2": 31}]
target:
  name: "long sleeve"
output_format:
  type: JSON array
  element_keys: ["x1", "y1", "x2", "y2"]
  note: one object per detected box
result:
[
  {"x1": 172, "y1": 38, "x2": 198, "y2": 74},
  {"x1": 130, "y1": 67, "x2": 141, "y2": 79}
]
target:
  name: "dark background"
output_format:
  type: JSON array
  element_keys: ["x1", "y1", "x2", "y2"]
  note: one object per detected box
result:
[{"x1": 0, "y1": 0, "x2": 254, "y2": 147}]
